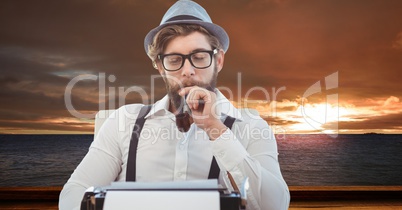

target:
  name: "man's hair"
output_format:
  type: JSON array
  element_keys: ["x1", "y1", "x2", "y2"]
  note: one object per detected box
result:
[{"x1": 147, "y1": 24, "x2": 222, "y2": 62}]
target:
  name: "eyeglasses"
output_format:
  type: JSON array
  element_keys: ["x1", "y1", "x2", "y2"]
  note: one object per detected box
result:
[{"x1": 158, "y1": 49, "x2": 218, "y2": 71}]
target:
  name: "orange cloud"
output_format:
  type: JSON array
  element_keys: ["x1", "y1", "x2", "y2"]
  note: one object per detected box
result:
[
  {"x1": 0, "y1": 117, "x2": 94, "y2": 134},
  {"x1": 240, "y1": 96, "x2": 402, "y2": 134},
  {"x1": 392, "y1": 32, "x2": 402, "y2": 50},
  {"x1": 1, "y1": 0, "x2": 402, "y2": 134}
]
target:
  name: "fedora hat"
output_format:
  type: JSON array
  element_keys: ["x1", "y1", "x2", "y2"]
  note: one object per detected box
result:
[{"x1": 144, "y1": 0, "x2": 229, "y2": 55}]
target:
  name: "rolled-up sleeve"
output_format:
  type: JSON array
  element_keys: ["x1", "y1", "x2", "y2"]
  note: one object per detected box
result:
[
  {"x1": 59, "y1": 110, "x2": 123, "y2": 210},
  {"x1": 211, "y1": 117, "x2": 290, "y2": 210}
]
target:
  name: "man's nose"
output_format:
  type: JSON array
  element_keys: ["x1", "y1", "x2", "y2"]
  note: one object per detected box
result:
[{"x1": 181, "y1": 58, "x2": 195, "y2": 77}]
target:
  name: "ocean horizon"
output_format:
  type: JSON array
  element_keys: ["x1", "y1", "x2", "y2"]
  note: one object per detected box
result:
[{"x1": 0, "y1": 134, "x2": 401, "y2": 187}]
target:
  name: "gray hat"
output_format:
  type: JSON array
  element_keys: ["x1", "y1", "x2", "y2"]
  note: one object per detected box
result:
[{"x1": 144, "y1": 0, "x2": 229, "y2": 55}]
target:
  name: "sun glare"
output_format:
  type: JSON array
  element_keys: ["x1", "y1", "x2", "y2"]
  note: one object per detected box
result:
[{"x1": 236, "y1": 96, "x2": 402, "y2": 134}]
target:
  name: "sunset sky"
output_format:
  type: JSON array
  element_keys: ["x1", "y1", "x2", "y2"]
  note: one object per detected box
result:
[{"x1": 1, "y1": 0, "x2": 401, "y2": 134}]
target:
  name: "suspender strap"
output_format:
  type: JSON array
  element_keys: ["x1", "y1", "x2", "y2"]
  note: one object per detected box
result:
[
  {"x1": 208, "y1": 116, "x2": 236, "y2": 179},
  {"x1": 127, "y1": 107, "x2": 236, "y2": 181},
  {"x1": 126, "y1": 105, "x2": 152, "y2": 181}
]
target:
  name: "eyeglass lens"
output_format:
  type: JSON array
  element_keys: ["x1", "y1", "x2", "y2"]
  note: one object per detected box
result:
[{"x1": 163, "y1": 51, "x2": 212, "y2": 71}]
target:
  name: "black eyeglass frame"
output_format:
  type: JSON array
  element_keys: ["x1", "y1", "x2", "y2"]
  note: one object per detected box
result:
[{"x1": 157, "y1": 49, "x2": 218, "y2": 71}]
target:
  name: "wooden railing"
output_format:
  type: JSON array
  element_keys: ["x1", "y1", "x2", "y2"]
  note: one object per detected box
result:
[
  {"x1": 0, "y1": 186, "x2": 401, "y2": 209},
  {"x1": 1, "y1": 186, "x2": 402, "y2": 200},
  {"x1": 289, "y1": 186, "x2": 402, "y2": 200}
]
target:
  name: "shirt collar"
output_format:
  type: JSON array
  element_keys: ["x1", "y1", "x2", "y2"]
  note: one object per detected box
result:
[
  {"x1": 145, "y1": 89, "x2": 243, "y2": 121},
  {"x1": 215, "y1": 90, "x2": 243, "y2": 121},
  {"x1": 145, "y1": 94, "x2": 171, "y2": 119}
]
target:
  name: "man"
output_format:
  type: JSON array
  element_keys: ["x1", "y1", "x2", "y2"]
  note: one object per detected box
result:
[{"x1": 59, "y1": 1, "x2": 290, "y2": 209}]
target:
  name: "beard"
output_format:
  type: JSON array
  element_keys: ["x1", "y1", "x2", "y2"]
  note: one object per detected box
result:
[{"x1": 162, "y1": 65, "x2": 218, "y2": 111}]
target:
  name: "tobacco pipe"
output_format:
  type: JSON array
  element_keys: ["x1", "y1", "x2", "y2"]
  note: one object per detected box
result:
[{"x1": 175, "y1": 96, "x2": 205, "y2": 132}]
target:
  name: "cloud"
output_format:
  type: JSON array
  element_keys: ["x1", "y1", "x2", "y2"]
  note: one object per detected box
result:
[
  {"x1": 240, "y1": 95, "x2": 402, "y2": 134},
  {"x1": 324, "y1": 113, "x2": 402, "y2": 131},
  {"x1": 0, "y1": 117, "x2": 94, "y2": 134},
  {"x1": 392, "y1": 32, "x2": 402, "y2": 50},
  {"x1": 1, "y1": 0, "x2": 402, "y2": 133},
  {"x1": 383, "y1": 96, "x2": 400, "y2": 107},
  {"x1": 0, "y1": 76, "x2": 19, "y2": 86},
  {"x1": 263, "y1": 116, "x2": 299, "y2": 126}
]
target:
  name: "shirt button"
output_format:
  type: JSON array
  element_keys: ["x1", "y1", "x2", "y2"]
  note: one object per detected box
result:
[
  {"x1": 218, "y1": 152, "x2": 225, "y2": 158},
  {"x1": 177, "y1": 172, "x2": 183, "y2": 177}
]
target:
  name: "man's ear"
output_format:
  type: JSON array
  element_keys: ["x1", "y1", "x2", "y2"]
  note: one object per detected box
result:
[
  {"x1": 216, "y1": 49, "x2": 225, "y2": 73},
  {"x1": 152, "y1": 61, "x2": 158, "y2": 69},
  {"x1": 153, "y1": 61, "x2": 165, "y2": 75}
]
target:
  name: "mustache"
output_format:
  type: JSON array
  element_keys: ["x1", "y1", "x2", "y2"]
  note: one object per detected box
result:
[
  {"x1": 181, "y1": 80, "x2": 198, "y2": 87},
  {"x1": 168, "y1": 81, "x2": 212, "y2": 111},
  {"x1": 171, "y1": 80, "x2": 198, "y2": 90},
  {"x1": 175, "y1": 80, "x2": 214, "y2": 92}
]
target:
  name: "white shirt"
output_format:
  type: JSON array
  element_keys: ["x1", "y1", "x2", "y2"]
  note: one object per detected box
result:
[{"x1": 59, "y1": 91, "x2": 290, "y2": 210}]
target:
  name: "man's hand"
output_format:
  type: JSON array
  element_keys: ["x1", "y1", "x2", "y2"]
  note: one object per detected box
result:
[{"x1": 179, "y1": 86, "x2": 227, "y2": 140}]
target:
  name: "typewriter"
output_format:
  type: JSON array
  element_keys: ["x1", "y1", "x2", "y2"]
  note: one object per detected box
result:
[{"x1": 80, "y1": 180, "x2": 247, "y2": 210}]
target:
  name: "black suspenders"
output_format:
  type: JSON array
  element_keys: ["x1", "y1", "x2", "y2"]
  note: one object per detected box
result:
[
  {"x1": 126, "y1": 105, "x2": 236, "y2": 181},
  {"x1": 126, "y1": 105, "x2": 152, "y2": 181},
  {"x1": 208, "y1": 116, "x2": 235, "y2": 179}
]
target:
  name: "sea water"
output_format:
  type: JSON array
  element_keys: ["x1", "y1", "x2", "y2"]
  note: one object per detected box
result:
[{"x1": 0, "y1": 134, "x2": 401, "y2": 186}]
